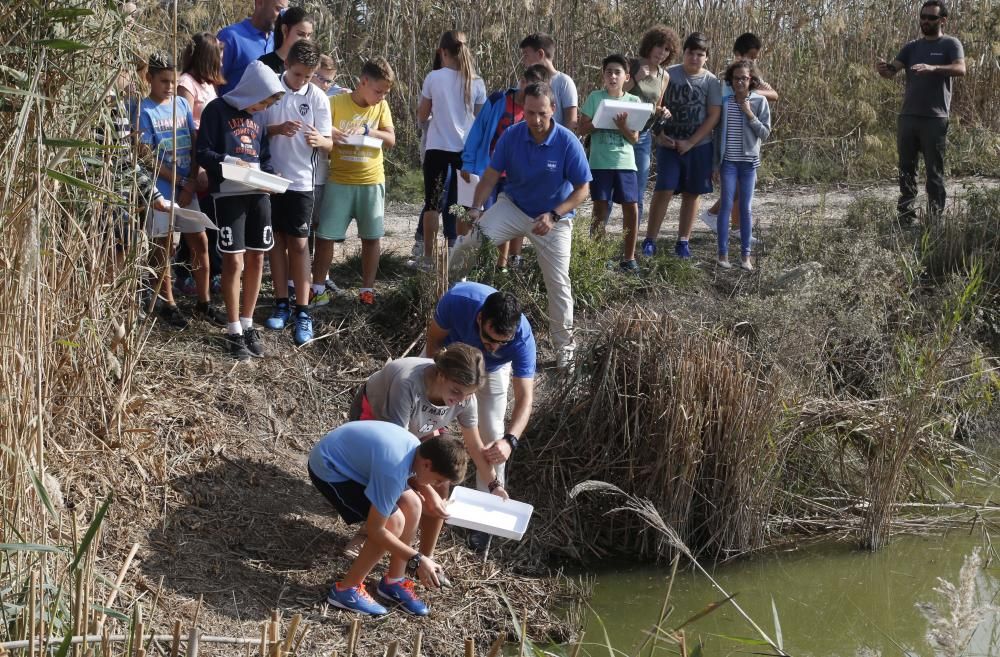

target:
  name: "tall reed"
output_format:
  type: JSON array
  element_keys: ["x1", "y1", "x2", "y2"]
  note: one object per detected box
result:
[
  {"x1": 1, "y1": 0, "x2": 152, "y2": 644},
  {"x1": 137, "y1": 0, "x2": 999, "y2": 181}
]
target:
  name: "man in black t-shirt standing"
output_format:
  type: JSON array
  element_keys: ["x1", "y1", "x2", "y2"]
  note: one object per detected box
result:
[{"x1": 877, "y1": 0, "x2": 965, "y2": 222}]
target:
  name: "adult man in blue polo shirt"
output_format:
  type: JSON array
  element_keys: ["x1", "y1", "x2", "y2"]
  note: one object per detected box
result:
[
  {"x1": 424, "y1": 282, "x2": 535, "y2": 551},
  {"x1": 453, "y1": 82, "x2": 591, "y2": 370},
  {"x1": 217, "y1": 0, "x2": 288, "y2": 95}
]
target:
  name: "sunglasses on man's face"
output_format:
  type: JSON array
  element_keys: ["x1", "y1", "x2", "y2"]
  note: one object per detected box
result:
[
  {"x1": 919, "y1": 13, "x2": 942, "y2": 20},
  {"x1": 480, "y1": 325, "x2": 514, "y2": 347}
]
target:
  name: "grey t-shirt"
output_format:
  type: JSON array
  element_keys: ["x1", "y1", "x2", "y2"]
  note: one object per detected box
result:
[
  {"x1": 364, "y1": 357, "x2": 477, "y2": 436},
  {"x1": 550, "y1": 71, "x2": 578, "y2": 125},
  {"x1": 660, "y1": 64, "x2": 722, "y2": 146},
  {"x1": 896, "y1": 35, "x2": 964, "y2": 118}
]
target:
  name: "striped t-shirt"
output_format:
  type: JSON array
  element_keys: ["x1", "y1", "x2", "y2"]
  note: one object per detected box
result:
[{"x1": 723, "y1": 99, "x2": 760, "y2": 167}]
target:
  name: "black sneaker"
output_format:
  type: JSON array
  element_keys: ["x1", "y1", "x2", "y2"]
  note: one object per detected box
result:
[
  {"x1": 157, "y1": 304, "x2": 189, "y2": 329},
  {"x1": 193, "y1": 302, "x2": 227, "y2": 327},
  {"x1": 243, "y1": 326, "x2": 266, "y2": 358},
  {"x1": 619, "y1": 259, "x2": 640, "y2": 274},
  {"x1": 226, "y1": 333, "x2": 251, "y2": 361}
]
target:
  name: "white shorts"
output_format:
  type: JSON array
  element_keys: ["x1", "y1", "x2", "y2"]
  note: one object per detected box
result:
[{"x1": 145, "y1": 196, "x2": 202, "y2": 239}]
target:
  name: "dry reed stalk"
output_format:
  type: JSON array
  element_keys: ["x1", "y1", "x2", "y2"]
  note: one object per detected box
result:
[{"x1": 411, "y1": 630, "x2": 422, "y2": 657}]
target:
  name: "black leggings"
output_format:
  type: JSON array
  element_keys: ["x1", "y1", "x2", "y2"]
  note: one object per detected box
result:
[{"x1": 422, "y1": 148, "x2": 462, "y2": 212}]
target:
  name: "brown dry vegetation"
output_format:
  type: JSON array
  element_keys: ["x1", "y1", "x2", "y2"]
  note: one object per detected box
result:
[
  {"x1": 3, "y1": 0, "x2": 1000, "y2": 655},
  {"x1": 139, "y1": 0, "x2": 1000, "y2": 182}
]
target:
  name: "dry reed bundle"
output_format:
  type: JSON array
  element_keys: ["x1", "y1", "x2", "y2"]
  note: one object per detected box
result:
[
  {"x1": 519, "y1": 305, "x2": 788, "y2": 563},
  {"x1": 0, "y1": 0, "x2": 164, "y2": 647}
]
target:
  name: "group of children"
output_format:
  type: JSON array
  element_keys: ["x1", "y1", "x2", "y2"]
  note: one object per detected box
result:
[
  {"x1": 106, "y1": 15, "x2": 787, "y2": 620},
  {"x1": 405, "y1": 28, "x2": 776, "y2": 275},
  {"x1": 121, "y1": 18, "x2": 777, "y2": 361},
  {"x1": 124, "y1": 7, "x2": 395, "y2": 360}
]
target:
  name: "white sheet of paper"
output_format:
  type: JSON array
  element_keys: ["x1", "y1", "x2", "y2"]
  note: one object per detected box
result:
[
  {"x1": 457, "y1": 173, "x2": 480, "y2": 209},
  {"x1": 167, "y1": 205, "x2": 219, "y2": 231}
]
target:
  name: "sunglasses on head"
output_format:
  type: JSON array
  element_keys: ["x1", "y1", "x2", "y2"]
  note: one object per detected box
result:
[{"x1": 919, "y1": 13, "x2": 942, "y2": 20}]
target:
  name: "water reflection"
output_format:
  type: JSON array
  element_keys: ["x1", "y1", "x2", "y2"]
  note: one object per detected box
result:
[{"x1": 586, "y1": 533, "x2": 1000, "y2": 656}]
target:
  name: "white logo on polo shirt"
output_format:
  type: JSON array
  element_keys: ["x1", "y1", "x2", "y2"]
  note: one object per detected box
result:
[{"x1": 546, "y1": 160, "x2": 558, "y2": 171}]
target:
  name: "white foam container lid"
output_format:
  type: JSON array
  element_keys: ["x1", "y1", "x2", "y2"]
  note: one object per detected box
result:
[
  {"x1": 445, "y1": 486, "x2": 533, "y2": 541},
  {"x1": 343, "y1": 134, "x2": 384, "y2": 149},
  {"x1": 592, "y1": 100, "x2": 655, "y2": 132},
  {"x1": 221, "y1": 162, "x2": 292, "y2": 194}
]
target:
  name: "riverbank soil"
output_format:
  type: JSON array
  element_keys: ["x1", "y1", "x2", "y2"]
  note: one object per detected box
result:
[{"x1": 49, "y1": 178, "x2": 999, "y2": 654}]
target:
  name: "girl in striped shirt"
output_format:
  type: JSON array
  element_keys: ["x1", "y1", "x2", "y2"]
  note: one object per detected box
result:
[{"x1": 714, "y1": 60, "x2": 770, "y2": 271}]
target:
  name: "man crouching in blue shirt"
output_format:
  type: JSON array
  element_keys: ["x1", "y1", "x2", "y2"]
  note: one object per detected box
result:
[{"x1": 309, "y1": 421, "x2": 468, "y2": 616}]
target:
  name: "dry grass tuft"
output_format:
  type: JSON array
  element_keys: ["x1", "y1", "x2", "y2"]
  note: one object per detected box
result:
[{"x1": 519, "y1": 306, "x2": 788, "y2": 563}]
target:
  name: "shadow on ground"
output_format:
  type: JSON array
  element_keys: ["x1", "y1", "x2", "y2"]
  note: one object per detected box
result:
[{"x1": 142, "y1": 456, "x2": 349, "y2": 619}]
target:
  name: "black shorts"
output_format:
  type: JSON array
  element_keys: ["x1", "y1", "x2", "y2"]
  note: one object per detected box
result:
[
  {"x1": 214, "y1": 194, "x2": 273, "y2": 254},
  {"x1": 271, "y1": 189, "x2": 314, "y2": 238},
  {"x1": 308, "y1": 464, "x2": 370, "y2": 525}
]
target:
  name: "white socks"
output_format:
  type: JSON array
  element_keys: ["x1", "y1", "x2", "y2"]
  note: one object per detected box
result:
[
  {"x1": 227, "y1": 321, "x2": 242, "y2": 335},
  {"x1": 240, "y1": 317, "x2": 253, "y2": 330}
]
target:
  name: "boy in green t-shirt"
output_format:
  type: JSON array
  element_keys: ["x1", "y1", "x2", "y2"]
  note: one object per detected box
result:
[{"x1": 578, "y1": 54, "x2": 641, "y2": 272}]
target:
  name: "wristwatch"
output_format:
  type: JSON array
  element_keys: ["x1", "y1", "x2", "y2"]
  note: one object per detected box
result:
[
  {"x1": 363, "y1": 123, "x2": 370, "y2": 136},
  {"x1": 550, "y1": 210, "x2": 568, "y2": 222},
  {"x1": 502, "y1": 433, "x2": 520, "y2": 451},
  {"x1": 406, "y1": 553, "x2": 421, "y2": 574}
]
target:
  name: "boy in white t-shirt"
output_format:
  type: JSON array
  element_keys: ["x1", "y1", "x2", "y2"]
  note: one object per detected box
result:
[{"x1": 261, "y1": 40, "x2": 332, "y2": 347}]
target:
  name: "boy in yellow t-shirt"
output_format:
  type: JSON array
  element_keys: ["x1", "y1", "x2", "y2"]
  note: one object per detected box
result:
[{"x1": 311, "y1": 58, "x2": 395, "y2": 306}]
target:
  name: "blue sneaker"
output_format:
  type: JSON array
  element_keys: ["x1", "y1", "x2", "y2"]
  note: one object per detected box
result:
[
  {"x1": 674, "y1": 240, "x2": 691, "y2": 258},
  {"x1": 377, "y1": 577, "x2": 429, "y2": 616},
  {"x1": 293, "y1": 310, "x2": 313, "y2": 345},
  {"x1": 641, "y1": 238, "x2": 657, "y2": 258},
  {"x1": 327, "y1": 583, "x2": 387, "y2": 616},
  {"x1": 265, "y1": 301, "x2": 291, "y2": 330}
]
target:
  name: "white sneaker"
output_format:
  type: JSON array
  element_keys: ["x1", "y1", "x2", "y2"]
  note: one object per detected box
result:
[
  {"x1": 730, "y1": 229, "x2": 759, "y2": 246},
  {"x1": 717, "y1": 258, "x2": 731, "y2": 269},
  {"x1": 405, "y1": 256, "x2": 435, "y2": 272},
  {"x1": 557, "y1": 345, "x2": 576, "y2": 370},
  {"x1": 740, "y1": 256, "x2": 754, "y2": 272},
  {"x1": 700, "y1": 208, "x2": 719, "y2": 233}
]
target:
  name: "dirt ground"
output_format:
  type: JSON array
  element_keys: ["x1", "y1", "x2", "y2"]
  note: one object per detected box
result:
[{"x1": 69, "y1": 177, "x2": 995, "y2": 656}]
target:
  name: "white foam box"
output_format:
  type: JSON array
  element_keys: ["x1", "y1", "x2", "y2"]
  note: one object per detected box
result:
[
  {"x1": 221, "y1": 162, "x2": 291, "y2": 194},
  {"x1": 592, "y1": 99, "x2": 655, "y2": 132},
  {"x1": 343, "y1": 134, "x2": 384, "y2": 149},
  {"x1": 445, "y1": 486, "x2": 534, "y2": 541}
]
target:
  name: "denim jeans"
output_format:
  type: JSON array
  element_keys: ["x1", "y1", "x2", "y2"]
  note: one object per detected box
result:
[
  {"x1": 716, "y1": 160, "x2": 757, "y2": 257},
  {"x1": 633, "y1": 130, "x2": 652, "y2": 223}
]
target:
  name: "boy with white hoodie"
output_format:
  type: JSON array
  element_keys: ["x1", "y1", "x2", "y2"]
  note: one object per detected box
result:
[{"x1": 197, "y1": 60, "x2": 284, "y2": 361}]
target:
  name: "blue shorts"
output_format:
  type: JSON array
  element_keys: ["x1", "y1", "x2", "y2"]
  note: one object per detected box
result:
[
  {"x1": 654, "y1": 142, "x2": 714, "y2": 195},
  {"x1": 590, "y1": 169, "x2": 639, "y2": 205}
]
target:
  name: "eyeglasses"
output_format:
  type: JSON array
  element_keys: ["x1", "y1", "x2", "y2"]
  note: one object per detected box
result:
[
  {"x1": 919, "y1": 13, "x2": 942, "y2": 20},
  {"x1": 733, "y1": 75, "x2": 751, "y2": 82},
  {"x1": 314, "y1": 75, "x2": 333, "y2": 85}
]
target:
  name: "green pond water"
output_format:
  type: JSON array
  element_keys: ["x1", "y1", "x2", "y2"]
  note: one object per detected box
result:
[{"x1": 584, "y1": 531, "x2": 1000, "y2": 656}]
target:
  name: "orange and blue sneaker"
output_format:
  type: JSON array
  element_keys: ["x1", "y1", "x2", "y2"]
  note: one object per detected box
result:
[
  {"x1": 377, "y1": 577, "x2": 429, "y2": 616},
  {"x1": 358, "y1": 289, "x2": 376, "y2": 306},
  {"x1": 327, "y1": 583, "x2": 387, "y2": 616}
]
